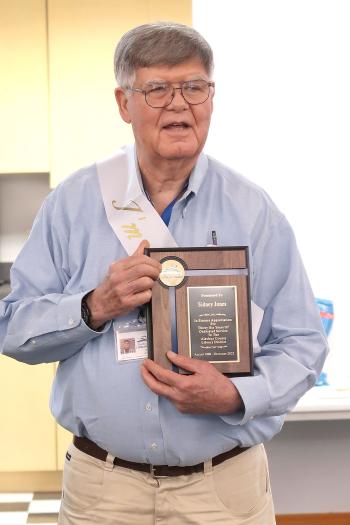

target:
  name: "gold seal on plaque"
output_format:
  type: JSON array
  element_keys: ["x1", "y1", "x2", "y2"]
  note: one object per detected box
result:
[{"x1": 159, "y1": 258, "x2": 186, "y2": 287}]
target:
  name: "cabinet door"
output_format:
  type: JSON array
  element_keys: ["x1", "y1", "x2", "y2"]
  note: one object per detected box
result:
[
  {"x1": 0, "y1": 356, "x2": 56, "y2": 471},
  {"x1": 48, "y1": 0, "x2": 191, "y2": 186},
  {"x1": 0, "y1": 0, "x2": 49, "y2": 173}
]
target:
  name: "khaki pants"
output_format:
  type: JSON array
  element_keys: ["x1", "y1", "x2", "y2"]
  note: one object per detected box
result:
[{"x1": 58, "y1": 442, "x2": 275, "y2": 525}]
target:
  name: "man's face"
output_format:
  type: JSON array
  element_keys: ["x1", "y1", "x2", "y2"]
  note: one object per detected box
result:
[{"x1": 115, "y1": 59, "x2": 214, "y2": 166}]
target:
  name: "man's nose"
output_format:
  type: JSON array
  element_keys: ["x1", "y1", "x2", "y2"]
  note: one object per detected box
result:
[{"x1": 167, "y1": 87, "x2": 189, "y2": 109}]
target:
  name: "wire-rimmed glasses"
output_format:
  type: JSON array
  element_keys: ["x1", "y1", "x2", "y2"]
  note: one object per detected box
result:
[{"x1": 127, "y1": 79, "x2": 215, "y2": 108}]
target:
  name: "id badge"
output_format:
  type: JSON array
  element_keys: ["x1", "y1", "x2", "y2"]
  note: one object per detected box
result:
[{"x1": 114, "y1": 320, "x2": 148, "y2": 363}]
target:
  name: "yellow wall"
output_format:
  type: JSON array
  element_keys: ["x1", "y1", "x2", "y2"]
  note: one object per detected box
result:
[
  {"x1": 0, "y1": 358, "x2": 56, "y2": 471},
  {"x1": 0, "y1": 0, "x2": 49, "y2": 173},
  {"x1": 0, "y1": 0, "x2": 191, "y2": 183},
  {"x1": 48, "y1": 0, "x2": 192, "y2": 186}
]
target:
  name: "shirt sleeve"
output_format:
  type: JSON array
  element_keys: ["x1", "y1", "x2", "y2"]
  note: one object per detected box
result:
[
  {"x1": 0, "y1": 191, "x2": 109, "y2": 365},
  {"x1": 221, "y1": 215, "x2": 328, "y2": 426}
]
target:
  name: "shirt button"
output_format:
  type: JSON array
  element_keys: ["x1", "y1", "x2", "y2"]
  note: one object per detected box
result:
[
  {"x1": 68, "y1": 318, "x2": 75, "y2": 326},
  {"x1": 31, "y1": 339, "x2": 36, "y2": 345},
  {"x1": 150, "y1": 442, "x2": 158, "y2": 450},
  {"x1": 145, "y1": 403, "x2": 152, "y2": 412}
]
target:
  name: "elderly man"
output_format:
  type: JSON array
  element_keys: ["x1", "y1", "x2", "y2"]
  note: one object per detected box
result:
[{"x1": 0, "y1": 22, "x2": 327, "y2": 525}]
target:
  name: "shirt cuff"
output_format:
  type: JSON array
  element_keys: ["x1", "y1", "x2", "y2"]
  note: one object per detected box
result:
[
  {"x1": 56, "y1": 291, "x2": 111, "y2": 336},
  {"x1": 220, "y1": 374, "x2": 271, "y2": 426}
]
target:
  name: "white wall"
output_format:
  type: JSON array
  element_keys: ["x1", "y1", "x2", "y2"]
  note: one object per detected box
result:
[
  {"x1": 265, "y1": 420, "x2": 350, "y2": 513},
  {"x1": 193, "y1": 0, "x2": 350, "y2": 385}
]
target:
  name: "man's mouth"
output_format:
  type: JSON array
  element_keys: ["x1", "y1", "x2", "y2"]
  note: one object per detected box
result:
[{"x1": 163, "y1": 122, "x2": 190, "y2": 130}]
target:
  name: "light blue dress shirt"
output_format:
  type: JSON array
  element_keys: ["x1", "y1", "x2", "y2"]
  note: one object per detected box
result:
[{"x1": 0, "y1": 147, "x2": 328, "y2": 466}]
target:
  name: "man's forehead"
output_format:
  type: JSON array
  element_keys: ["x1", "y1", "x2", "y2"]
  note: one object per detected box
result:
[{"x1": 134, "y1": 60, "x2": 210, "y2": 84}]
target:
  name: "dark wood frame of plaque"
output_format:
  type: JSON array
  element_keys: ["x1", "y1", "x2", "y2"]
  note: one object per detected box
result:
[{"x1": 145, "y1": 246, "x2": 253, "y2": 377}]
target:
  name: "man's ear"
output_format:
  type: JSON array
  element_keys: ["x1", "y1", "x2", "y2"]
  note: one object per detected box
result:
[{"x1": 115, "y1": 87, "x2": 131, "y2": 124}]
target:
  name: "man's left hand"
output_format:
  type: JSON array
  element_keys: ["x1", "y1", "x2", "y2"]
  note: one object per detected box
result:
[{"x1": 141, "y1": 351, "x2": 243, "y2": 414}]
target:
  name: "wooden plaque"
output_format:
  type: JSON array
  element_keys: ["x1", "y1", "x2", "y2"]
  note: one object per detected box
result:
[{"x1": 145, "y1": 246, "x2": 253, "y2": 376}]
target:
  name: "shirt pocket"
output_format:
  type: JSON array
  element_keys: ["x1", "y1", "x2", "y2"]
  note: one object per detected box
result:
[{"x1": 207, "y1": 444, "x2": 271, "y2": 517}]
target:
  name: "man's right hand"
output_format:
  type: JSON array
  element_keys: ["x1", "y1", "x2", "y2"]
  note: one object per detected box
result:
[{"x1": 86, "y1": 240, "x2": 161, "y2": 330}]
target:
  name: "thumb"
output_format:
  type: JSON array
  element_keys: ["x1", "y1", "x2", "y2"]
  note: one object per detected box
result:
[{"x1": 133, "y1": 239, "x2": 150, "y2": 256}]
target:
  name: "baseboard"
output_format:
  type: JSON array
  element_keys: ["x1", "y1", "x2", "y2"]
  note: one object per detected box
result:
[
  {"x1": 276, "y1": 514, "x2": 350, "y2": 525},
  {"x1": 0, "y1": 471, "x2": 62, "y2": 492}
]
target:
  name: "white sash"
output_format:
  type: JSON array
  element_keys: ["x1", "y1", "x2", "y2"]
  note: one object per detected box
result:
[
  {"x1": 97, "y1": 144, "x2": 263, "y2": 353},
  {"x1": 97, "y1": 145, "x2": 176, "y2": 254}
]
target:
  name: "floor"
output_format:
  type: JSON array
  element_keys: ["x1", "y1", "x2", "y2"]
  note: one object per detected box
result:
[{"x1": 0, "y1": 493, "x2": 60, "y2": 524}]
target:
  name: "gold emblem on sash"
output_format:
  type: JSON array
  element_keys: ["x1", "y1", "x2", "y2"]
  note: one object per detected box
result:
[
  {"x1": 112, "y1": 200, "x2": 143, "y2": 213},
  {"x1": 121, "y1": 223, "x2": 142, "y2": 239}
]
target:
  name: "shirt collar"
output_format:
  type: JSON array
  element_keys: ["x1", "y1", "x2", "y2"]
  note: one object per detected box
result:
[
  {"x1": 131, "y1": 144, "x2": 208, "y2": 198},
  {"x1": 186, "y1": 152, "x2": 208, "y2": 196}
]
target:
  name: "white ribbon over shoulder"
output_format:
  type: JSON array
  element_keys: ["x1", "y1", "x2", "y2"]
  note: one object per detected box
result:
[{"x1": 97, "y1": 145, "x2": 176, "y2": 254}]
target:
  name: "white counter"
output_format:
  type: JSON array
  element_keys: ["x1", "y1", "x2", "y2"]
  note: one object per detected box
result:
[{"x1": 287, "y1": 385, "x2": 350, "y2": 421}]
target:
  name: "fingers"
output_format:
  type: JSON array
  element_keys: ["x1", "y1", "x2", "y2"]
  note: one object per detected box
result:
[
  {"x1": 132, "y1": 239, "x2": 150, "y2": 256},
  {"x1": 110, "y1": 240, "x2": 162, "y2": 280},
  {"x1": 124, "y1": 276, "x2": 157, "y2": 295},
  {"x1": 111, "y1": 288, "x2": 153, "y2": 313},
  {"x1": 141, "y1": 354, "x2": 243, "y2": 414},
  {"x1": 141, "y1": 363, "x2": 176, "y2": 398},
  {"x1": 141, "y1": 359, "x2": 200, "y2": 413},
  {"x1": 110, "y1": 255, "x2": 161, "y2": 275},
  {"x1": 166, "y1": 351, "x2": 206, "y2": 373},
  {"x1": 107, "y1": 242, "x2": 161, "y2": 298},
  {"x1": 142, "y1": 358, "x2": 183, "y2": 387},
  {"x1": 109, "y1": 264, "x2": 160, "y2": 291},
  {"x1": 87, "y1": 240, "x2": 161, "y2": 326},
  {"x1": 107, "y1": 263, "x2": 160, "y2": 309}
]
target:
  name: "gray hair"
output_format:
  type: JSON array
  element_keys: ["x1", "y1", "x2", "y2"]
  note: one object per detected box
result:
[{"x1": 114, "y1": 21, "x2": 214, "y2": 88}]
